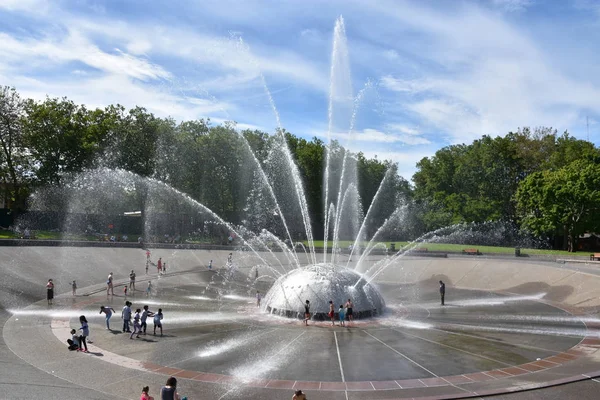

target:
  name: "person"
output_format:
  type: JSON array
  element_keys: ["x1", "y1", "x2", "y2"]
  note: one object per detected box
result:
[
  {"x1": 328, "y1": 300, "x2": 335, "y2": 326},
  {"x1": 72, "y1": 280, "x2": 77, "y2": 296},
  {"x1": 140, "y1": 386, "x2": 154, "y2": 400},
  {"x1": 79, "y1": 315, "x2": 89, "y2": 352},
  {"x1": 141, "y1": 305, "x2": 154, "y2": 335},
  {"x1": 67, "y1": 328, "x2": 79, "y2": 351},
  {"x1": 439, "y1": 280, "x2": 445, "y2": 306},
  {"x1": 292, "y1": 389, "x2": 307, "y2": 400},
  {"x1": 345, "y1": 299, "x2": 354, "y2": 323},
  {"x1": 100, "y1": 305, "x2": 116, "y2": 330},
  {"x1": 124, "y1": 285, "x2": 128, "y2": 297},
  {"x1": 256, "y1": 291, "x2": 261, "y2": 307},
  {"x1": 146, "y1": 249, "x2": 151, "y2": 261},
  {"x1": 157, "y1": 257, "x2": 162, "y2": 274},
  {"x1": 130, "y1": 308, "x2": 142, "y2": 339},
  {"x1": 154, "y1": 308, "x2": 163, "y2": 336},
  {"x1": 160, "y1": 376, "x2": 181, "y2": 400},
  {"x1": 46, "y1": 279, "x2": 54, "y2": 305},
  {"x1": 163, "y1": 261, "x2": 167, "y2": 274},
  {"x1": 208, "y1": 260, "x2": 212, "y2": 270},
  {"x1": 227, "y1": 253, "x2": 233, "y2": 264},
  {"x1": 107, "y1": 272, "x2": 114, "y2": 295},
  {"x1": 255, "y1": 267, "x2": 259, "y2": 279},
  {"x1": 130, "y1": 270, "x2": 136, "y2": 291},
  {"x1": 122, "y1": 301, "x2": 132, "y2": 332},
  {"x1": 338, "y1": 304, "x2": 345, "y2": 327},
  {"x1": 146, "y1": 260, "x2": 149, "y2": 275},
  {"x1": 303, "y1": 300, "x2": 310, "y2": 326},
  {"x1": 146, "y1": 281, "x2": 153, "y2": 297}
]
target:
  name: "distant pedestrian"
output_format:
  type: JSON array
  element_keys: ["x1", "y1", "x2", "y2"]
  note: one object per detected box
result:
[
  {"x1": 145, "y1": 260, "x2": 149, "y2": 275},
  {"x1": 338, "y1": 304, "x2": 345, "y2": 327},
  {"x1": 72, "y1": 280, "x2": 77, "y2": 296},
  {"x1": 227, "y1": 253, "x2": 233, "y2": 264},
  {"x1": 292, "y1": 389, "x2": 307, "y2": 400},
  {"x1": 157, "y1": 258, "x2": 162, "y2": 274},
  {"x1": 140, "y1": 386, "x2": 154, "y2": 400},
  {"x1": 107, "y1": 272, "x2": 114, "y2": 295},
  {"x1": 439, "y1": 280, "x2": 445, "y2": 306},
  {"x1": 146, "y1": 249, "x2": 151, "y2": 261},
  {"x1": 154, "y1": 308, "x2": 163, "y2": 336},
  {"x1": 129, "y1": 270, "x2": 136, "y2": 291},
  {"x1": 328, "y1": 300, "x2": 335, "y2": 326},
  {"x1": 122, "y1": 301, "x2": 132, "y2": 332},
  {"x1": 124, "y1": 285, "x2": 128, "y2": 297},
  {"x1": 46, "y1": 279, "x2": 54, "y2": 305},
  {"x1": 146, "y1": 281, "x2": 153, "y2": 297},
  {"x1": 303, "y1": 300, "x2": 310, "y2": 326},
  {"x1": 256, "y1": 291, "x2": 261, "y2": 307},
  {"x1": 345, "y1": 299, "x2": 354, "y2": 323},
  {"x1": 162, "y1": 261, "x2": 167, "y2": 274},
  {"x1": 100, "y1": 306, "x2": 116, "y2": 330},
  {"x1": 141, "y1": 305, "x2": 154, "y2": 335},
  {"x1": 79, "y1": 315, "x2": 89, "y2": 352},
  {"x1": 130, "y1": 308, "x2": 142, "y2": 339},
  {"x1": 255, "y1": 268, "x2": 259, "y2": 279},
  {"x1": 208, "y1": 260, "x2": 212, "y2": 270}
]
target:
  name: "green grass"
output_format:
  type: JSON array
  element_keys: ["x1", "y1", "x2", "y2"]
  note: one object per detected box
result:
[{"x1": 304, "y1": 240, "x2": 575, "y2": 256}]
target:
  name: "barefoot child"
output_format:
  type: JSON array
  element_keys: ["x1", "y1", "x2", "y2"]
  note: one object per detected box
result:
[
  {"x1": 328, "y1": 300, "x2": 335, "y2": 326},
  {"x1": 67, "y1": 329, "x2": 79, "y2": 350},
  {"x1": 153, "y1": 308, "x2": 163, "y2": 336},
  {"x1": 130, "y1": 308, "x2": 142, "y2": 339},
  {"x1": 338, "y1": 304, "x2": 345, "y2": 327},
  {"x1": 100, "y1": 306, "x2": 116, "y2": 330},
  {"x1": 146, "y1": 281, "x2": 152, "y2": 297}
]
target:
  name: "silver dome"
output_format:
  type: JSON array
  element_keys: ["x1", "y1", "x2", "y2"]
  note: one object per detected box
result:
[{"x1": 261, "y1": 264, "x2": 385, "y2": 319}]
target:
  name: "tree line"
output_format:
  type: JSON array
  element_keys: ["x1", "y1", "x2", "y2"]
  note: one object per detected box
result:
[{"x1": 1, "y1": 86, "x2": 599, "y2": 250}]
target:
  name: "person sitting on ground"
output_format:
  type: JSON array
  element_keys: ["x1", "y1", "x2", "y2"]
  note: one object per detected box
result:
[
  {"x1": 67, "y1": 329, "x2": 79, "y2": 351},
  {"x1": 160, "y1": 376, "x2": 184, "y2": 400},
  {"x1": 292, "y1": 389, "x2": 307, "y2": 400},
  {"x1": 140, "y1": 386, "x2": 154, "y2": 400}
]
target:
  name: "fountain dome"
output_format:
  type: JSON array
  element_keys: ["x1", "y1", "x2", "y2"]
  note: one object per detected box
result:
[{"x1": 261, "y1": 264, "x2": 385, "y2": 320}]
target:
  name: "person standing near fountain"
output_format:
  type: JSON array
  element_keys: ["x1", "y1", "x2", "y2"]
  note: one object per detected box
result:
[
  {"x1": 46, "y1": 279, "x2": 54, "y2": 305},
  {"x1": 146, "y1": 281, "x2": 153, "y2": 297},
  {"x1": 72, "y1": 280, "x2": 77, "y2": 296},
  {"x1": 122, "y1": 301, "x2": 132, "y2": 332},
  {"x1": 130, "y1": 308, "x2": 142, "y2": 339},
  {"x1": 328, "y1": 300, "x2": 335, "y2": 326},
  {"x1": 107, "y1": 272, "x2": 114, "y2": 295},
  {"x1": 208, "y1": 260, "x2": 212, "y2": 270},
  {"x1": 129, "y1": 270, "x2": 136, "y2": 291},
  {"x1": 303, "y1": 300, "x2": 310, "y2": 325},
  {"x1": 157, "y1": 258, "x2": 162, "y2": 275},
  {"x1": 345, "y1": 299, "x2": 354, "y2": 323},
  {"x1": 100, "y1": 306, "x2": 116, "y2": 330},
  {"x1": 154, "y1": 308, "x2": 163, "y2": 336},
  {"x1": 439, "y1": 280, "x2": 445, "y2": 306},
  {"x1": 256, "y1": 291, "x2": 261, "y2": 307},
  {"x1": 79, "y1": 315, "x2": 89, "y2": 353},
  {"x1": 141, "y1": 305, "x2": 154, "y2": 335},
  {"x1": 338, "y1": 304, "x2": 345, "y2": 327}
]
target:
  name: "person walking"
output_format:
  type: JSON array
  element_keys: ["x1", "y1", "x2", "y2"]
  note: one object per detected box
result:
[
  {"x1": 154, "y1": 308, "x2": 164, "y2": 336},
  {"x1": 122, "y1": 301, "x2": 132, "y2": 332},
  {"x1": 345, "y1": 298, "x2": 354, "y2": 324},
  {"x1": 130, "y1": 308, "x2": 142, "y2": 339},
  {"x1": 107, "y1": 272, "x2": 114, "y2": 295},
  {"x1": 303, "y1": 300, "x2": 310, "y2": 326},
  {"x1": 439, "y1": 280, "x2": 445, "y2": 306},
  {"x1": 256, "y1": 291, "x2": 261, "y2": 308},
  {"x1": 141, "y1": 305, "x2": 154, "y2": 335},
  {"x1": 129, "y1": 270, "x2": 136, "y2": 291},
  {"x1": 79, "y1": 315, "x2": 89, "y2": 353},
  {"x1": 146, "y1": 281, "x2": 153, "y2": 297},
  {"x1": 157, "y1": 258, "x2": 162, "y2": 275},
  {"x1": 100, "y1": 306, "x2": 116, "y2": 330},
  {"x1": 208, "y1": 260, "x2": 212, "y2": 271},
  {"x1": 46, "y1": 279, "x2": 54, "y2": 305},
  {"x1": 72, "y1": 280, "x2": 77, "y2": 296},
  {"x1": 328, "y1": 300, "x2": 335, "y2": 326}
]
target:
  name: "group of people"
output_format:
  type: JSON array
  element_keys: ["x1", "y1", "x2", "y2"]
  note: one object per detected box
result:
[
  {"x1": 66, "y1": 315, "x2": 90, "y2": 352},
  {"x1": 107, "y1": 271, "x2": 154, "y2": 297},
  {"x1": 120, "y1": 301, "x2": 164, "y2": 337},
  {"x1": 301, "y1": 298, "x2": 355, "y2": 326},
  {"x1": 139, "y1": 376, "x2": 187, "y2": 400}
]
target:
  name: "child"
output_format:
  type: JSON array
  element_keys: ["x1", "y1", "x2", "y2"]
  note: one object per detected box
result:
[
  {"x1": 163, "y1": 261, "x2": 167, "y2": 274},
  {"x1": 67, "y1": 329, "x2": 79, "y2": 351},
  {"x1": 100, "y1": 305, "x2": 116, "y2": 330},
  {"x1": 208, "y1": 260, "x2": 212, "y2": 270},
  {"x1": 141, "y1": 305, "x2": 154, "y2": 335},
  {"x1": 130, "y1": 308, "x2": 142, "y2": 339},
  {"x1": 338, "y1": 304, "x2": 345, "y2": 327},
  {"x1": 140, "y1": 386, "x2": 154, "y2": 400},
  {"x1": 153, "y1": 308, "x2": 163, "y2": 336},
  {"x1": 303, "y1": 300, "x2": 310, "y2": 326},
  {"x1": 72, "y1": 280, "x2": 77, "y2": 296},
  {"x1": 124, "y1": 285, "x2": 128, "y2": 297},
  {"x1": 146, "y1": 281, "x2": 152, "y2": 297},
  {"x1": 79, "y1": 315, "x2": 89, "y2": 352},
  {"x1": 328, "y1": 300, "x2": 335, "y2": 326},
  {"x1": 256, "y1": 291, "x2": 261, "y2": 307}
]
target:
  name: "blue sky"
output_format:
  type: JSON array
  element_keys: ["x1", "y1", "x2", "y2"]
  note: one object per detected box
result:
[{"x1": 1, "y1": 0, "x2": 600, "y2": 181}]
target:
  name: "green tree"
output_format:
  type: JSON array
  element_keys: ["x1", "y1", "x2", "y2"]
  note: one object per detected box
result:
[{"x1": 516, "y1": 159, "x2": 600, "y2": 252}]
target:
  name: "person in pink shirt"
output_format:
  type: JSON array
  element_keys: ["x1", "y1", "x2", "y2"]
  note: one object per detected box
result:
[{"x1": 140, "y1": 386, "x2": 154, "y2": 400}]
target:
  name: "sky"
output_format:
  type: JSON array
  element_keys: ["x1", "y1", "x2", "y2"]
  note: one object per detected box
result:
[{"x1": 1, "y1": 0, "x2": 600, "y2": 181}]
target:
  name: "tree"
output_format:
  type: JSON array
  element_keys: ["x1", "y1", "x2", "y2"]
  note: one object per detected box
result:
[
  {"x1": 516, "y1": 160, "x2": 600, "y2": 251},
  {"x1": 0, "y1": 86, "x2": 29, "y2": 212}
]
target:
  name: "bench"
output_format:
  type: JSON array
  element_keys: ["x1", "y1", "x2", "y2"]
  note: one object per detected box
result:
[
  {"x1": 463, "y1": 248, "x2": 480, "y2": 255},
  {"x1": 414, "y1": 247, "x2": 428, "y2": 252},
  {"x1": 590, "y1": 253, "x2": 600, "y2": 261}
]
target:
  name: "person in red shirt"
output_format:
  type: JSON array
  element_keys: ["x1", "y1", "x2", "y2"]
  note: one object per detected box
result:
[{"x1": 157, "y1": 257, "x2": 162, "y2": 275}]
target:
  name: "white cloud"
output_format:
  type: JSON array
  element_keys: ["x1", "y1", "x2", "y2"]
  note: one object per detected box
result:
[{"x1": 491, "y1": 0, "x2": 534, "y2": 12}]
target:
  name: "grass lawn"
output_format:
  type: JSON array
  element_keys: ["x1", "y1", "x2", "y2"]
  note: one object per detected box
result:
[{"x1": 305, "y1": 240, "x2": 575, "y2": 256}]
